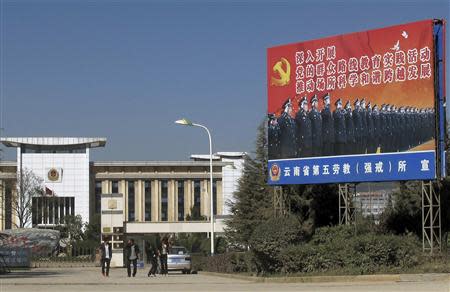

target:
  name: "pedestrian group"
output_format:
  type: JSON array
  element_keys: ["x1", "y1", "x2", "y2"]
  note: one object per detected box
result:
[{"x1": 99, "y1": 236, "x2": 171, "y2": 278}]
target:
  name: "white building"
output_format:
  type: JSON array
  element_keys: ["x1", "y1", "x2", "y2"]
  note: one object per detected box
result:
[
  {"x1": 1, "y1": 137, "x2": 106, "y2": 226},
  {"x1": 0, "y1": 137, "x2": 246, "y2": 266}
]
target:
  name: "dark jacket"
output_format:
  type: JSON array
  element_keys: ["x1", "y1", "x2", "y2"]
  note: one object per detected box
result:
[
  {"x1": 148, "y1": 248, "x2": 158, "y2": 263},
  {"x1": 268, "y1": 118, "x2": 281, "y2": 159},
  {"x1": 309, "y1": 108, "x2": 323, "y2": 149},
  {"x1": 333, "y1": 109, "x2": 346, "y2": 143},
  {"x1": 345, "y1": 109, "x2": 355, "y2": 144},
  {"x1": 353, "y1": 108, "x2": 363, "y2": 138},
  {"x1": 278, "y1": 111, "x2": 297, "y2": 158},
  {"x1": 321, "y1": 105, "x2": 334, "y2": 143},
  {"x1": 125, "y1": 243, "x2": 140, "y2": 260},
  {"x1": 100, "y1": 242, "x2": 112, "y2": 260},
  {"x1": 295, "y1": 109, "x2": 313, "y2": 156}
]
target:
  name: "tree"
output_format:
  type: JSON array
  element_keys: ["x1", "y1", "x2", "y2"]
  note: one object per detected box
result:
[
  {"x1": 12, "y1": 168, "x2": 43, "y2": 228},
  {"x1": 84, "y1": 213, "x2": 101, "y2": 242},
  {"x1": 56, "y1": 214, "x2": 84, "y2": 243},
  {"x1": 226, "y1": 120, "x2": 340, "y2": 247},
  {"x1": 225, "y1": 122, "x2": 274, "y2": 247},
  {"x1": 378, "y1": 181, "x2": 422, "y2": 235},
  {"x1": 186, "y1": 206, "x2": 206, "y2": 221},
  {"x1": 288, "y1": 184, "x2": 339, "y2": 234}
]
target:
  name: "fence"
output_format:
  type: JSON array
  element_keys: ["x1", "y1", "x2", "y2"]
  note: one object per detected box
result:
[{"x1": 32, "y1": 245, "x2": 99, "y2": 268}]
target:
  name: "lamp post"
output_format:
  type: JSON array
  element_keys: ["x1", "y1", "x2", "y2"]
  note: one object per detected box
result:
[{"x1": 175, "y1": 118, "x2": 215, "y2": 255}]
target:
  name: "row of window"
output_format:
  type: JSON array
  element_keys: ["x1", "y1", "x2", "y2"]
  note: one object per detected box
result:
[
  {"x1": 21, "y1": 146, "x2": 86, "y2": 154},
  {"x1": 94, "y1": 180, "x2": 217, "y2": 222},
  {"x1": 31, "y1": 196, "x2": 75, "y2": 226}
]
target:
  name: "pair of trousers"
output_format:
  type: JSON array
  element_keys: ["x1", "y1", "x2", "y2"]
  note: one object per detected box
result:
[
  {"x1": 160, "y1": 254, "x2": 168, "y2": 275},
  {"x1": 148, "y1": 259, "x2": 157, "y2": 275},
  {"x1": 127, "y1": 259, "x2": 137, "y2": 276},
  {"x1": 101, "y1": 258, "x2": 111, "y2": 276}
]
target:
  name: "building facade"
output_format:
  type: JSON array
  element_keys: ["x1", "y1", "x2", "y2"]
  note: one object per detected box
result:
[{"x1": 0, "y1": 137, "x2": 246, "y2": 266}]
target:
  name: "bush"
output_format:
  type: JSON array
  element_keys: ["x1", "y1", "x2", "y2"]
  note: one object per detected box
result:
[
  {"x1": 278, "y1": 225, "x2": 421, "y2": 275},
  {"x1": 203, "y1": 252, "x2": 253, "y2": 273},
  {"x1": 248, "y1": 215, "x2": 307, "y2": 273}
]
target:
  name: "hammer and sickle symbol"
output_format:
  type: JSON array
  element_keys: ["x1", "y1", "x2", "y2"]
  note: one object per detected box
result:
[{"x1": 271, "y1": 57, "x2": 291, "y2": 87}]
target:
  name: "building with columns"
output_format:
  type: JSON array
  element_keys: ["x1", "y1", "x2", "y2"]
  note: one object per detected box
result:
[{"x1": 0, "y1": 137, "x2": 246, "y2": 266}]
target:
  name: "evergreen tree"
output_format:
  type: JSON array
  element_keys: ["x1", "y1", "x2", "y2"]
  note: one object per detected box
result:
[
  {"x1": 288, "y1": 184, "x2": 339, "y2": 236},
  {"x1": 225, "y1": 122, "x2": 274, "y2": 247},
  {"x1": 226, "y1": 121, "x2": 340, "y2": 248},
  {"x1": 379, "y1": 181, "x2": 422, "y2": 235}
]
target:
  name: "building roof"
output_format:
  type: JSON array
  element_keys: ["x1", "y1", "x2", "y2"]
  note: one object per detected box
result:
[
  {"x1": 0, "y1": 161, "x2": 17, "y2": 167},
  {"x1": 190, "y1": 154, "x2": 221, "y2": 160},
  {"x1": 0, "y1": 137, "x2": 106, "y2": 148},
  {"x1": 216, "y1": 152, "x2": 247, "y2": 157},
  {"x1": 190, "y1": 152, "x2": 247, "y2": 161},
  {"x1": 92, "y1": 161, "x2": 230, "y2": 167},
  {"x1": 0, "y1": 160, "x2": 231, "y2": 167}
]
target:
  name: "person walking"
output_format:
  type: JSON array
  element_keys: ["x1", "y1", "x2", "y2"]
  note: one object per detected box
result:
[
  {"x1": 100, "y1": 237, "x2": 112, "y2": 277},
  {"x1": 147, "y1": 247, "x2": 158, "y2": 277},
  {"x1": 160, "y1": 238, "x2": 169, "y2": 276},
  {"x1": 125, "y1": 239, "x2": 140, "y2": 277}
]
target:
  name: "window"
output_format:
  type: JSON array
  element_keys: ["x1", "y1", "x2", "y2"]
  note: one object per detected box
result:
[
  {"x1": 65, "y1": 197, "x2": 71, "y2": 218},
  {"x1": 32, "y1": 197, "x2": 38, "y2": 226},
  {"x1": 128, "y1": 181, "x2": 135, "y2": 221},
  {"x1": 213, "y1": 180, "x2": 217, "y2": 216},
  {"x1": 21, "y1": 145, "x2": 86, "y2": 153},
  {"x1": 95, "y1": 181, "x2": 102, "y2": 214},
  {"x1": 177, "y1": 181, "x2": 184, "y2": 221},
  {"x1": 144, "y1": 181, "x2": 151, "y2": 221},
  {"x1": 161, "y1": 180, "x2": 168, "y2": 221},
  {"x1": 111, "y1": 181, "x2": 119, "y2": 193},
  {"x1": 4, "y1": 185, "x2": 11, "y2": 229},
  {"x1": 32, "y1": 197, "x2": 74, "y2": 226},
  {"x1": 193, "y1": 180, "x2": 201, "y2": 211}
]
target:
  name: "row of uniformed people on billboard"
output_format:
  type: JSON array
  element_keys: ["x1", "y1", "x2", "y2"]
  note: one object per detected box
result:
[{"x1": 268, "y1": 94, "x2": 435, "y2": 160}]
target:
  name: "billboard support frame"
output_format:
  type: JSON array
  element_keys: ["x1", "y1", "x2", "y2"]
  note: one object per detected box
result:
[
  {"x1": 421, "y1": 181, "x2": 441, "y2": 254},
  {"x1": 273, "y1": 186, "x2": 290, "y2": 217},
  {"x1": 338, "y1": 184, "x2": 356, "y2": 225}
]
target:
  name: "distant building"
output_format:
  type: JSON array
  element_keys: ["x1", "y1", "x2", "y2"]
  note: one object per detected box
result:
[
  {"x1": 0, "y1": 137, "x2": 246, "y2": 267},
  {"x1": 353, "y1": 183, "x2": 394, "y2": 222}
]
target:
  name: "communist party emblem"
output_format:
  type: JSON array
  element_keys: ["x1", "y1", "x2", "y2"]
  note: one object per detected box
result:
[{"x1": 271, "y1": 57, "x2": 290, "y2": 86}]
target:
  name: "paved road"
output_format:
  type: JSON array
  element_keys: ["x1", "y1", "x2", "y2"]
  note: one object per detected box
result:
[{"x1": 0, "y1": 268, "x2": 449, "y2": 292}]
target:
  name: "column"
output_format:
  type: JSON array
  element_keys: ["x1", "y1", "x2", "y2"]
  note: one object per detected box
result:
[
  {"x1": 216, "y1": 180, "x2": 223, "y2": 215},
  {"x1": 184, "y1": 180, "x2": 192, "y2": 218},
  {"x1": 201, "y1": 179, "x2": 211, "y2": 219},
  {"x1": 119, "y1": 180, "x2": 126, "y2": 220},
  {"x1": 101, "y1": 180, "x2": 109, "y2": 194}
]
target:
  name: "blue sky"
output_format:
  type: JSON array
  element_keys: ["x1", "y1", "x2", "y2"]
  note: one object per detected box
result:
[{"x1": 1, "y1": 0, "x2": 448, "y2": 161}]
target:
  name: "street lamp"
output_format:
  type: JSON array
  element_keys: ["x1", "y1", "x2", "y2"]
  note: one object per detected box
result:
[{"x1": 175, "y1": 118, "x2": 215, "y2": 255}]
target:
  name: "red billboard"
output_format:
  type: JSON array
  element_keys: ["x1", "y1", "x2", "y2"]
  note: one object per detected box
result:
[{"x1": 267, "y1": 19, "x2": 436, "y2": 161}]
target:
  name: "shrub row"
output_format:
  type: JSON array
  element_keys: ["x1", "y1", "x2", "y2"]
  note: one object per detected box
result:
[
  {"x1": 279, "y1": 228, "x2": 421, "y2": 274},
  {"x1": 201, "y1": 225, "x2": 422, "y2": 275}
]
